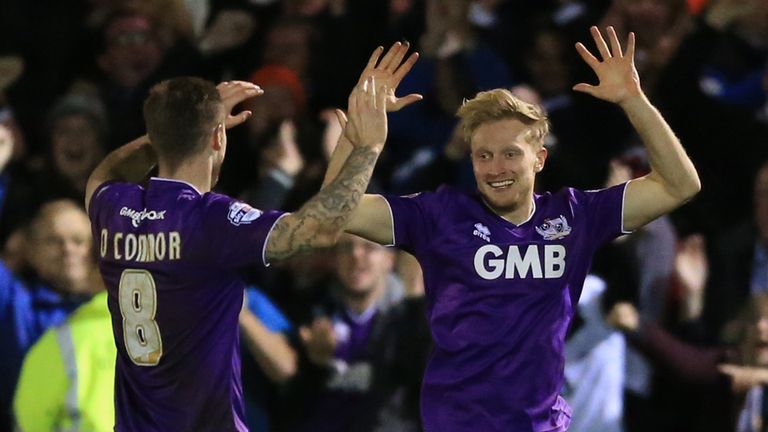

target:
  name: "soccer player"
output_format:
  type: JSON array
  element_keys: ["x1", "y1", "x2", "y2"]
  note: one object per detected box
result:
[
  {"x1": 84, "y1": 75, "x2": 389, "y2": 431},
  {"x1": 324, "y1": 27, "x2": 701, "y2": 431}
]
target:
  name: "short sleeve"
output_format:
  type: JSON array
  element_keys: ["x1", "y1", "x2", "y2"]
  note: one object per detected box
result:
[
  {"x1": 203, "y1": 195, "x2": 286, "y2": 270},
  {"x1": 87, "y1": 180, "x2": 122, "y2": 222},
  {"x1": 245, "y1": 287, "x2": 292, "y2": 333},
  {"x1": 380, "y1": 191, "x2": 438, "y2": 254},
  {"x1": 573, "y1": 182, "x2": 630, "y2": 248}
]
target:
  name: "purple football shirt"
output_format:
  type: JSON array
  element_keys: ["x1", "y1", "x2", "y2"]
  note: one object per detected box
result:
[
  {"x1": 89, "y1": 177, "x2": 285, "y2": 432},
  {"x1": 383, "y1": 183, "x2": 629, "y2": 432}
]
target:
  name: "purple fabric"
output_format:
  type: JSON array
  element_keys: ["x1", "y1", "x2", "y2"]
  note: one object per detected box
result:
[
  {"x1": 383, "y1": 183, "x2": 627, "y2": 432},
  {"x1": 89, "y1": 177, "x2": 284, "y2": 432}
]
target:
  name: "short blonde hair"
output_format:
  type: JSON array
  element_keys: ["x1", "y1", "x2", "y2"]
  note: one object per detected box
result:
[{"x1": 457, "y1": 89, "x2": 550, "y2": 147}]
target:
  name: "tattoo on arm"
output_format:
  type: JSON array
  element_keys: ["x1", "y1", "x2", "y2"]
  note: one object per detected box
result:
[{"x1": 267, "y1": 146, "x2": 379, "y2": 260}]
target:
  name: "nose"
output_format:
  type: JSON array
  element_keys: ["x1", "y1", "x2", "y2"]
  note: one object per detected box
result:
[{"x1": 489, "y1": 157, "x2": 507, "y2": 177}]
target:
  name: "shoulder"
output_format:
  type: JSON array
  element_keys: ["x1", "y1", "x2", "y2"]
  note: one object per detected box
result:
[
  {"x1": 431, "y1": 185, "x2": 477, "y2": 207},
  {"x1": 92, "y1": 181, "x2": 143, "y2": 204},
  {"x1": 201, "y1": 192, "x2": 267, "y2": 226},
  {"x1": 89, "y1": 181, "x2": 144, "y2": 218}
]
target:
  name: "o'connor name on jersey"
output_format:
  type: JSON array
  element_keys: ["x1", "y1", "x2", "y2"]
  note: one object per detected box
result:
[{"x1": 98, "y1": 206, "x2": 181, "y2": 263}]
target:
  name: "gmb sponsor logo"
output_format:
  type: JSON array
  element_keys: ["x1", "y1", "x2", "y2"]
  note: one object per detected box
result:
[{"x1": 120, "y1": 207, "x2": 166, "y2": 228}]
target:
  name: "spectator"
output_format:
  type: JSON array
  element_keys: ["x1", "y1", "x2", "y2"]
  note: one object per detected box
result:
[
  {"x1": 0, "y1": 200, "x2": 98, "y2": 431},
  {"x1": 0, "y1": 93, "x2": 107, "y2": 246},
  {"x1": 290, "y1": 234, "x2": 430, "y2": 432},
  {"x1": 13, "y1": 290, "x2": 114, "y2": 432}
]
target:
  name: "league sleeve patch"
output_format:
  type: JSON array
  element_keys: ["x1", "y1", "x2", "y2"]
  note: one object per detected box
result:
[{"x1": 228, "y1": 202, "x2": 263, "y2": 226}]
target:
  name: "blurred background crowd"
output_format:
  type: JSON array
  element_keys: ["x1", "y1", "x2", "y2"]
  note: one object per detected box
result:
[{"x1": 0, "y1": 0, "x2": 767, "y2": 431}]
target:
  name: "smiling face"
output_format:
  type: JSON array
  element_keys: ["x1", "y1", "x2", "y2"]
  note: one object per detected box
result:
[
  {"x1": 470, "y1": 118, "x2": 547, "y2": 216},
  {"x1": 51, "y1": 114, "x2": 104, "y2": 185},
  {"x1": 27, "y1": 201, "x2": 93, "y2": 294}
]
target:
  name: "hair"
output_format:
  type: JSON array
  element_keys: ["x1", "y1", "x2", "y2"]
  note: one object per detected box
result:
[
  {"x1": 143, "y1": 77, "x2": 223, "y2": 164},
  {"x1": 457, "y1": 89, "x2": 550, "y2": 147},
  {"x1": 47, "y1": 93, "x2": 108, "y2": 143}
]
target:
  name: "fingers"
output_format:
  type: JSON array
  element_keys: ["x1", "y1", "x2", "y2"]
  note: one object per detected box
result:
[
  {"x1": 365, "y1": 46, "x2": 384, "y2": 73},
  {"x1": 377, "y1": 41, "x2": 403, "y2": 72},
  {"x1": 572, "y1": 83, "x2": 597, "y2": 96},
  {"x1": 393, "y1": 51, "x2": 419, "y2": 85},
  {"x1": 392, "y1": 93, "x2": 423, "y2": 111},
  {"x1": 218, "y1": 81, "x2": 261, "y2": 100},
  {"x1": 590, "y1": 26, "x2": 612, "y2": 60},
  {"x1": 625, "y1": 32, "x2": 636, "y2": 60},
  {"x1": 386, "y1": 41, "x2": 410, "y2": 74},
  {"x1": 606, "y1": 26, "x2": 623, "y2": 58},
  {"x1": 575, "y1": 42, "x2": 600, "y2": 69},
  {"x1": 225, "y1": 110, "x2": 252, "y2": 129},
  {"x1": 334, "y1": 109, "x2": 348, "y2": 128}
]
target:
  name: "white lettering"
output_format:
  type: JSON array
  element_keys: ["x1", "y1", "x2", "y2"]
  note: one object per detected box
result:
[
  {"x1": 114, "y1": 233, "x2": 123, "y2": 260},
  {"x1": 119, "y1": 207, "x2": 167, "y2": 228},
  {"x1": 100, "y1": 229, "x2": 108, "y2": 258},
  {"x1": 505, "y1": 245, "x2": 543, "y2": 278},
  {"x1": 544, "y1": 245, "x2": 566, "y2": 278},
  {"x1": 473, "y1": 244, "x2": 567, "y2": 280},
  {"x1": 155, "y1": 233, "x2": 166, "y2": 260},
  {"x1": 169, "y1": 232, "x2": 181, "y2": 260},
  {"x1": 474, "y1": 245, "x2": 504, "y2": 280},
  {"x1": 125, "y1": 234, "x2": 137, "y2": 261}
]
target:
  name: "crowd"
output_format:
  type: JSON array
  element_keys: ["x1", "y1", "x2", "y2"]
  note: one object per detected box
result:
[{"x1": 1, "y1": 0, "x2": 767, "y2": 431}]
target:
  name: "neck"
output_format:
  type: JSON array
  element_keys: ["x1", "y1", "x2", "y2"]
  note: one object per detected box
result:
[
  {"x1": 158, "y1": 157, "x2": 213, "y2": 193},
  {"x1": 484, "y1": 195, "x2": 535, "y2": 225}
]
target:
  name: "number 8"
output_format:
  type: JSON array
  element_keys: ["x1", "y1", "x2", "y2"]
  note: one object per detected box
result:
[{"x1": 119, "y1": 269, "x2": 163, "y2": 366}]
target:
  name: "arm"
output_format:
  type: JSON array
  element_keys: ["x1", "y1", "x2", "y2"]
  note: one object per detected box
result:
[
  {"x1": 239, "y1": 308, "x2": 297, "y2": 383},
  {"x1": 265, "y1": 76, "x2": 389, "y2": 261},
  {"x1": 608, "y1": 302, "x2": 723, "y2": 383},
  {"x1": 574, "y1": 27, "x2": 701, "y2": 232},
  {"x1": 85, "y1": 81, "x2": 262, "y2": 213},
  {"x1": 84, "y1": 134, "x2": 155, "y2": 212},
  {"x1": 320, "y1": 42, "x2": 422, "y2": 245}
]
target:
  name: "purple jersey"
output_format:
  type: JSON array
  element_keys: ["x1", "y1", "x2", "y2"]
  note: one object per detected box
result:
[
  {"x1": 383, "y1": 183, "x2": 628, "y2": 432},
  {"x1": 88, "y1": 177, "x2": 285, "y2": 432}
]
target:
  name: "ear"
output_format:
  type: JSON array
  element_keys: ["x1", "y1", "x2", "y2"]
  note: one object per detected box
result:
[
  {"x1": 212, "y1": 123, "x2": 225, "y2": 151},
  {"x1": 534, "y1": 145, "x2": 548, "y2": 173}
]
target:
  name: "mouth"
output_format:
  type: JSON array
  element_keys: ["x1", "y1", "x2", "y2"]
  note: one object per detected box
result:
[{"x1": 487, "y1": 179, "x2": 515, "y2": 189}]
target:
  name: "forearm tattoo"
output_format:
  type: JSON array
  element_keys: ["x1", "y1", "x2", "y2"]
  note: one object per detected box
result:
[{"x1": 267, "y1": 145, "x2": 379, "y2": 260}]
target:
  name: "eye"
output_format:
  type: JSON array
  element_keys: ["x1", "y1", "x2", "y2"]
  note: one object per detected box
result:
[
  {"x1": 541, "y1": 223, "x2": 550, "y2": 230},
  {"x1": 477, "y1": 152, "x2": 491, "y2": 161}
]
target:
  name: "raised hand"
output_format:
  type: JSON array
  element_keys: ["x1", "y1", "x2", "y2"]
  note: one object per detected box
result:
[
  {"x1": 573, "y1": 26, "x2": 642, "y2": 105},
  {"x1": 299, "y1": 317, "x2": 337, "y2": 366},
  {"x1": 344, "y1": 76, "x2": 388, "y2": 149},
  {"x1": 215, "y1": 81, "x2": 264, "y2": 129},
  {"x1": 357, "y1": 42, "x2": 422, "y2": 112}
]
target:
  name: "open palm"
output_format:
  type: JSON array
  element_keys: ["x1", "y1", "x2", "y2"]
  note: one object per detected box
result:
[
  {"x1": 573, "y1": 26, "x2": 642, "y2": 105},
  {"x1": 356, "y1": 42, "x2": 422, "y2": 112}
]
